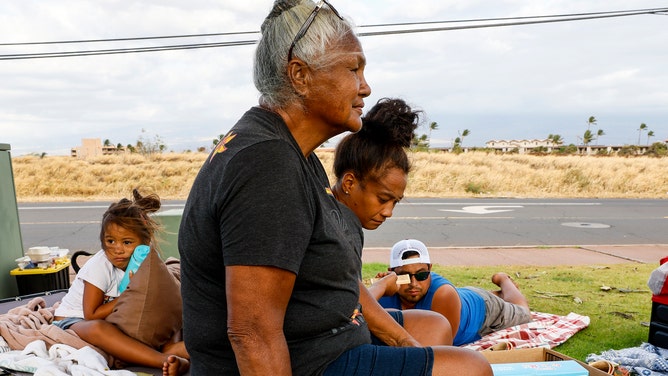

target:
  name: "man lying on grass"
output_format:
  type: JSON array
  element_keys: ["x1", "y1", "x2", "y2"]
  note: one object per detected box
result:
[{"x1": 369, "y1": 239, "x2": 532, "y2": 346}]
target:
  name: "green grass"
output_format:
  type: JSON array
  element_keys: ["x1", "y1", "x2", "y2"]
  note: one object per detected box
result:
[{"x1": 362, "y1": 262, "x2": 656, "y2": 362}]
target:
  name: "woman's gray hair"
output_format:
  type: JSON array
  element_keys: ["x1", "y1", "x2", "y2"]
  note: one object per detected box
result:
[{"x1": 254, "y1": 0, "x2": 355, "y2": 109}]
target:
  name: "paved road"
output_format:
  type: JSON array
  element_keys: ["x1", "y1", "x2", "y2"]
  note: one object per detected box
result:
[
  {"x1": 363, "y1": 198, "x2": 668, "y2": 247},
  {"x1": 18, "y1": 198, "x2": 668, "y2": 253},
  {"x1": 18, "y1": 201, "x2": 185, "y2": 252}
]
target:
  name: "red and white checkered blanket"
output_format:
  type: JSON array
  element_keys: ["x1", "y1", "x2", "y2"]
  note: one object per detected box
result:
[{"x1": 462, "y1": 311, "x2": 590, "y2": 351}]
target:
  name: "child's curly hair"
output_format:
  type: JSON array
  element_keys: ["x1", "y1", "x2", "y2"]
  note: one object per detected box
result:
[{"x1": 99, "y1": 188, "x2": 162, "y2": 251}]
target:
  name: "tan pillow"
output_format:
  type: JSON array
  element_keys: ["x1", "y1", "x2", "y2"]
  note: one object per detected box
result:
[
  {"x1": 164, "y1": 257, "x2": 181, "y2": 283},
  {"x1": 106, "y1": 249, "x2": 182, "y2": 349}
]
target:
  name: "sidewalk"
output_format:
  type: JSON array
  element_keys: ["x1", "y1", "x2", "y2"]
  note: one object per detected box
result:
[
  {"x1": 67, "y1": 244, "x2": 668, "y2": 283},
  {"x1": 362, "y1": 244, "x2": 668, "y2": 266}
]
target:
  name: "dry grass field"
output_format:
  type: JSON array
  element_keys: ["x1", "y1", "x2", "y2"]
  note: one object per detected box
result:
[{"x1": 11, "y1": 150, "x2": 668, "y2": 202}]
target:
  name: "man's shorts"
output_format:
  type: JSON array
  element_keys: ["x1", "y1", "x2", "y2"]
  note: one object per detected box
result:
[{"x1": 463, "y1": 286, "x2": 532, "y2": 337}]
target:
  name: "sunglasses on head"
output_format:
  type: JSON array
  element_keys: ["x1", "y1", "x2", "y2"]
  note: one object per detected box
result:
[
  {"x1": 397, "y1": 271, "x2": 430, "y2": 282},
  {"x1": 287, "y1": 0, "x2": 343, "y2": 62}
]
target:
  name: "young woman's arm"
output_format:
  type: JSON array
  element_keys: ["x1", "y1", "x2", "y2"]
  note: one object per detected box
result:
[
  {"x1": 359, "y1": 281, "x2": 420, "y2": 347},
  {"x1": 367, "y1": 272, "x2": 399, "y2": 300}
]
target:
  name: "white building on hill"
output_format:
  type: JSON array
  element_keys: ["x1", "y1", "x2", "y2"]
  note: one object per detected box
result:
[{"x1": 485, "y1": 139, "x2": 556, "y2": 154}]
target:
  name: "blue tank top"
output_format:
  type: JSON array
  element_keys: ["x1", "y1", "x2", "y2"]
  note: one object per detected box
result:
[{"x1": 378, "y1": 272, "x2": 486, "y2": 345}]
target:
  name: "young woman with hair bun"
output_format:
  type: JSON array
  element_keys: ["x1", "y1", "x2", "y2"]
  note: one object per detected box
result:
[{"x1": 332, "y1": 98, "x2": 458, "y2": 350}]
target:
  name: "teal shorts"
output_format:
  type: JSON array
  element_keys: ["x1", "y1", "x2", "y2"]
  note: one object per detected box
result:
[{"x1": 52, "y1": 317, "x2": 84, "y2": 330}]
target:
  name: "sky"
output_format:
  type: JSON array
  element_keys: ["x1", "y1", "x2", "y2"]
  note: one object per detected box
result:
[{"x1": 1, "y1": 1, "x2": 667, "y2": 156}]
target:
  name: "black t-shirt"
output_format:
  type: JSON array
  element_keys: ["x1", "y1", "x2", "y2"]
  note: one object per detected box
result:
[{"x1": 179, "y1": 107, "x2": 370, "y2": 375}]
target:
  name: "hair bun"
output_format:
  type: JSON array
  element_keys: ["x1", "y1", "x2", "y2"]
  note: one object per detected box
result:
[
  {"x1": 360, "y1": 98, "x2": 420, "y2": 148},
  {"x1": 132, "y1": 188, "x2": 161, "y2": 213}
]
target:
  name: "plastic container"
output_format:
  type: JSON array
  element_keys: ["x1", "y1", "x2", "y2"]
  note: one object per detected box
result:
[
  {"x1": 648, "y1": 262, "x2": 668, "y2": 296},
  {"x1": 26, "y1": 247, "x2": 51, "y2": 263},
  {"x1": 118, "y1": 245, "x2": 151, "y2": 293},
  {"x1": 10, "y1": 260, "x2": 71, "y2": 295}
]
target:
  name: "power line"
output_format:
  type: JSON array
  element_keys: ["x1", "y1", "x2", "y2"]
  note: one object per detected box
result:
[
  {"x1": 0, "y1": 31, "x2": 259, "y2": 47},
  {"x1": 0, "y1": 40, "x2": 257, "y2": 60},
  {"x1": 1, "y1": 7, "x2": 666, "y2": 47},
  {"x1": 359, "y1": 7, "x2": 668, "y2": 28},
  {"x1": 0, "y1": 7, "x2": 665, "y2": 60},
  {"x1": 358, "y1": 8, "x2": 668, "y2": 37}
]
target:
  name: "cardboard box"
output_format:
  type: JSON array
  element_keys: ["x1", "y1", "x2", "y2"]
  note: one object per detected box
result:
[
  {"x1": 481, "y1": 347, "x2": 608, "y2": 376},
  {"x1": 491, "y1": 360, "x2": 587, "y2": 376}
]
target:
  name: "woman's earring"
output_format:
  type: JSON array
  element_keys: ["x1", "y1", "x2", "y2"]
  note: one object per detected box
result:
[{"x1": 345, "y1": 191, "x2": 350, "y2": 195}]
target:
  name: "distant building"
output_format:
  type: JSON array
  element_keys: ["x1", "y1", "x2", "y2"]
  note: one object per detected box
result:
[
  {"x1": 485, "y1": 138, "x2": 660, "y2": 155},
  {"x1": 71, "y1": 138, "x2": 125, "y2": 158},
  {"x1": 485, "y1": 139, "x2": 558, "y2": 154}
]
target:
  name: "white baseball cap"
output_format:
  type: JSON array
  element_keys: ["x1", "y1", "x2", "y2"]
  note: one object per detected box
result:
[{"x1": 390, "y1": 239, "x2": 431, "y2": 268}]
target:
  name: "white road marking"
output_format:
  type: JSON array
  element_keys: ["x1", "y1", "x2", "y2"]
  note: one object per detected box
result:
[
  {"x1": 400, "y1": 202, "x2": 600, "y2": 206},
  {"x1": 19, "y1": 203, "x2": 185, "y2": 210},
  {"x1": 21, "y1": 221, "x2": 101, "y2": 225},
  {"x1": 440, "y1": 205, "x2": 524, "y2": 214},
  {"x1": 389, "y1": 216, "x2": 514, "y2": 220}
]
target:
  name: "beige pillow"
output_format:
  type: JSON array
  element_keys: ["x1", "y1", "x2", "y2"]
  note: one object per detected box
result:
[{"x1": 106, "y1": 249, "x2": 182, "y2": 349}]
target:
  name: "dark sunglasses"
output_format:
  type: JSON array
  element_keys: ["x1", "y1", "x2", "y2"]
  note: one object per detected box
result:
[
  {"x1": 398, "y1": 271, "x2": 430, "y2": 282},
  {"x1": 287, "y1": 0, "x2": 343, "y2": 62}
]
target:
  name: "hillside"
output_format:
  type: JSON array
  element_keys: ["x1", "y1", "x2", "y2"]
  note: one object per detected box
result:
[{"x1": 11, "y1": 151, "x2": 668, "y2": 202}]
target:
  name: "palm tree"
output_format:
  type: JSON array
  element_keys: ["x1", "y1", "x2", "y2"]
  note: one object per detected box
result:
[
  {"x1": 583, "y1": 130, "x2": 594, "y2": 146},
  {"x1": 587, "y1": 116, "x2": 597, "y2": 131},
  {"x1": 427, "y1": 122, "x2": 438, "y2": 148},
  {"x1": 647, "y1": 130, "x2": 655, "y2": 146},
  {"x1": 637, "y1": 123, "x2": 647, "y2": 145},
  {"x1": 458, "y1": 129, "x2": 470, "y2": 147},
  {"x1": 547, "y1": 134, "x2": 563, "y2": 145},
  {"x1": 595, "y1": 129, "x2": 605, "y2": 145},
  {"x1": 451, "y1": 136, "x2": 462, "y2": 153},
  {"x1": 418, "y1": 134, "x2": 428, "y2": 150},
  {"x1": 546, "y1": 134, "x2": 563, "y2": 152}
]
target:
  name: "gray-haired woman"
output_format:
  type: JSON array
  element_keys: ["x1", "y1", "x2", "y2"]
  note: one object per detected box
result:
[{"x1": 179, "y1": 1, "x2": 491, "y2": 375}]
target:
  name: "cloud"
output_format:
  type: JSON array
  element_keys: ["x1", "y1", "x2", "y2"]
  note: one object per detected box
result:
[{"x1": 1, "y1": 0, "x2": 666, "y2": 155}]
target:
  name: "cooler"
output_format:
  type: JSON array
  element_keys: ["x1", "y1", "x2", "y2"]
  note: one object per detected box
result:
[{"x1": 648, "y1": 256, "x2": 668, "y2": 347}]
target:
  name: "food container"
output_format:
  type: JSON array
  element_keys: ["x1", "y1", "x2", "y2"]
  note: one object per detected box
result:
[
  {"x1": 26, "y1": 246, "x2": 52, "y2": 263},
  {"x1": 51, "y1": 248, "x2": 70, "y2": 258},
  {"x1": 15, "y1": 256, "x2": 31, "y2": 270}
]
